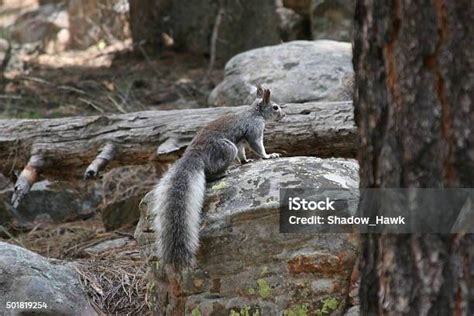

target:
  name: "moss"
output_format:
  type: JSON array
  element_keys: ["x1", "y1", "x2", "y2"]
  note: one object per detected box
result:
[
  {"x1": 315, "y1": 297, "x2": 339, "y2": 316},
  {"x1": 229, "y1": 305, "x2": 260, "y2": 316},
  {"x1": 212, "y1": 181, "x2": 227, "y2": 191},
  {"x1": 283, "y1": 304, "x2": 309, "y2": 316},
  {"x1": 260, "y1": 266, "x2": 269, "y2": 276},
  {"x1": 191, "y1": 306, "x2": 202, "y2": 316},
  {"x1": 256, "y1": 279, "x2": 271, "y2": 299},
  {"x1": 247, "y1": 287, "x2": 256, "y2": 295}
]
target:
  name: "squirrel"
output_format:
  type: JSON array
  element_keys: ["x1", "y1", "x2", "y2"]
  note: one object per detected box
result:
[{"x1": 150, "y1": 86, "x2": 285, "y2": 269}]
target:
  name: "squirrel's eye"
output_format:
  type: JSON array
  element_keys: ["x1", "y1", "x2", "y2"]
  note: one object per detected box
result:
[{"x1": 272, "y1": 105, "x2": 279, "y2": 110}]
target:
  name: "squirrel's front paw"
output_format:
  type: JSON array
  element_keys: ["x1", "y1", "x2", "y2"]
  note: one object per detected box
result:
[
  {"x1": 242, "y1": 158, "x2": 254, "y2": 164},
  {"x1": 264, "y1": 153, "x2": 281, "y2": 159}
]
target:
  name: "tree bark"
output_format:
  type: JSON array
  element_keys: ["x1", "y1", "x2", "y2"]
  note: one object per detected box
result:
[
  {"x1": 128, "y1": 0, "x2": 172, "y2": 52},
  {"x1": 354, "y1": 0, "x2": 473, "y2": 315},
  {"x1": 0, "y1": 101, "x2": 355, "y2": 180}
]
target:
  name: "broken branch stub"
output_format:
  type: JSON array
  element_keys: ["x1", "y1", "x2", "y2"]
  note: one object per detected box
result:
[
  {"x1": 84, "y1": 143, "x2": 116, "y2": 179},
  {"x1": 11, "y1": 153, "x2": 45, "y2": 208}
]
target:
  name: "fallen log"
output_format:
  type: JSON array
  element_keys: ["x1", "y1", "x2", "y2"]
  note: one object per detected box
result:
[{"x1": 1, "y1": 101, "x2": 355, "y2": 182}]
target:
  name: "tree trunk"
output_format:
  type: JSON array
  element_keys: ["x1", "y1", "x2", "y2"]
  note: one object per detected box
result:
[
  {"x1": 0, "y1": 101, "x2": 355, "y2": 180},
  {"x1": 354, "y1": 0, "x2": 474, "y2": 315},
  {"x1": 128, "y1": 0, "x2": 172, "y2": 52}
]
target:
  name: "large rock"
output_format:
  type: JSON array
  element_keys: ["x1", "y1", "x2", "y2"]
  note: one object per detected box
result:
[
  {"x1": 208, "y1": 40, "x2": 353, "y2": 107},
  {"x1": 135, "y1": 157, "x2": 360, "y2": 315},
  {"x1": 0, "y1": 242, "x2": 97, "y2": 316},
  {"x1": 0, "y1": 180, "x2": 100, "y2": 225},
  {"x1": 310, "y1": 0, "x2": 355, "y2": 41}
]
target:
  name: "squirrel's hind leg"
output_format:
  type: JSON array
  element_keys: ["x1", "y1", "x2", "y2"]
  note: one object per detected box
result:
[{"x1": 205, "y1": 139, "x2": 238, "y2": 181}]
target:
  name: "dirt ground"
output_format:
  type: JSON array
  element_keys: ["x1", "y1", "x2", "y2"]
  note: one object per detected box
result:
[
  {"x1": 1, "y1": 216, "x2": 151, "y2": 315},
  {"x1": 0, "y1": 0, "x2": 223, "y2": 119}
]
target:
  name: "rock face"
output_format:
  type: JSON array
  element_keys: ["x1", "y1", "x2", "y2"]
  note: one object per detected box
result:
[
  {"x1": 135, "y1": 157, "x2": 359, "y2": 315},
  {"x1": 311, "y1": 0, "x2": 355, "y2": 41},
  {"x1": 0, "y1": 242, "x2": 97, "y2": 316},
  {"x1": 208, "y1": 40, "x2": 353, "y2": 107}
]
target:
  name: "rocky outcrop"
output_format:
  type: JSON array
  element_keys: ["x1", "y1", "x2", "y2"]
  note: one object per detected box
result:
[
  {"x1": 311, "y1": 0, "x2": 355, "y2": 42},
  {"x1": 135, "y1": 157, "x2": 360, "y2": 315},
  {"x1": 208, "y1": 40, "x2": 353, "y2": 107},
  {"x1": 0, "y1": 242, "x2": 97, "y2": 316}
]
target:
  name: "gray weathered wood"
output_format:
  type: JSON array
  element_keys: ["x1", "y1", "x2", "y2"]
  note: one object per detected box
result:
[{"x1": 0, "y1": 101, "x2": 355, "y2": 180}]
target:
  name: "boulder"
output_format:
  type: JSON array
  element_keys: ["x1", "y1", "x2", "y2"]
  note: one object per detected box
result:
[
  {"x1": 135, "y1": 157, "x2": 360, "y2": 315},
  {"x1": 208, "y1": 40, "x2": 353, "y2": 107},
  {"x1": 0, "y1": 242, "x2": 97, "y2": 316},
  {"x1": 0, "y1": 180, "x2": 100, "y2": 226},
  {"x1": 310, "y1": 0, "x2": 355, "y2": 42}
]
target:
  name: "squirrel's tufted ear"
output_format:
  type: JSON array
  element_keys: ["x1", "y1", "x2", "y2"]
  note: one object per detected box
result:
[
  {"x1": 263, "y1": 89, "x2": 271, "y2": 104},
  {"x1": 256, "y1": 85, "x2": 264, "y2": 98}
]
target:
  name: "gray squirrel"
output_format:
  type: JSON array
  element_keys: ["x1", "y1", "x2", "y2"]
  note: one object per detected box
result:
[{"x1": 150, "y1": 86, "x2": 285, "y2": 269}]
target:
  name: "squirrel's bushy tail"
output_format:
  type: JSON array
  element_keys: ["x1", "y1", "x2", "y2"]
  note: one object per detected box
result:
[{"x1": 151, "y1": 153, "x2": 205, "y2": 269}]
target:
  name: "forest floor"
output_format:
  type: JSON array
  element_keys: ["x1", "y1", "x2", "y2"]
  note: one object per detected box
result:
[
  {"x1": 1, "y1": 216, "x2": 151, "y2": 315},
  {"x1": 1, "y1": 40, "x2": 223, "y2": 119},
  {"x1": 0, "y1": 0, "x2": 223, "y2": 119}
]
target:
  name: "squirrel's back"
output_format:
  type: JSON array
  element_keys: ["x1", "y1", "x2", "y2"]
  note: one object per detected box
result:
[{"x1": 190, "y1": 108, "x2": 262, "y2": 149}]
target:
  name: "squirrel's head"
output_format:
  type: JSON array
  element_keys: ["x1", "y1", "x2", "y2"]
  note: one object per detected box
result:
[{"x1": 255, "y1": 86, "x2": 285, "y2": 121}]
